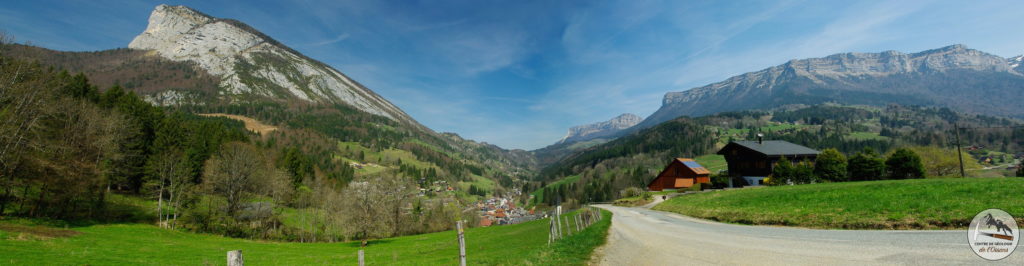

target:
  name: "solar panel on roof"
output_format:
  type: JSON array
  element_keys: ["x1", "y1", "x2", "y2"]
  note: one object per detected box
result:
[{"x1": 682, "y1": 161, "x2": 704, "y2": 168}]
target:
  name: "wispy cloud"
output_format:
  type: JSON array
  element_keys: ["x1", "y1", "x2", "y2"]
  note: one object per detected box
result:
[{"x1": 310, "y1": 33, "x2": 350, "y2": 46}]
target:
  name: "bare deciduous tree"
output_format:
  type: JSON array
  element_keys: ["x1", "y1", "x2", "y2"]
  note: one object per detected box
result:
[
  {"x1": 340, "y1": 179, "x2": 387, "y2": 246},
  {"x1": 378, "y1": 175, "x2": 416, "y2": 237},
  {"x1": 202, "y1": 142, "x2": 264, "y2": 217}
]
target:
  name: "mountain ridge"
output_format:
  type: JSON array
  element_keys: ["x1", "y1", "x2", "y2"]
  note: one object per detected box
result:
[
  {"x1": 557, "y1": 113, "x2": 642, "y2": 145},
  {"x1": 635, "y1": 44, "x2": 1024, "y2": 130}
]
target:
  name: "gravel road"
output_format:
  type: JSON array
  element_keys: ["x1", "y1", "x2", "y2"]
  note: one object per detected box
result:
[{"x1": 592, "y1": 204, "x2": 1023, "y2": 265}]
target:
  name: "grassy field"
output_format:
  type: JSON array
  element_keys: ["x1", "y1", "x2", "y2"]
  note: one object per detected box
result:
[
  {"x1": 0, "y1": 209, "x2": 611, "y2": 265},
  {"x1": 653, "y1": 178, "x2": 1024, "y2": 229},
  {"x1": 845, "y1": 131, "x2": 891, "y2": 141}
]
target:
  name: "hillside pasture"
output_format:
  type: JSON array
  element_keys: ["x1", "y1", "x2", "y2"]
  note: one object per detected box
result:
[{"x1": 653, "y1": 178, "x2": 1024, "y2": 229}]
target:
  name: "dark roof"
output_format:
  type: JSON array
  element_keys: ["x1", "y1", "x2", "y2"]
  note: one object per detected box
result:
[{"x1": 717, "y1": 140, "x2": 820, "y2": 156}]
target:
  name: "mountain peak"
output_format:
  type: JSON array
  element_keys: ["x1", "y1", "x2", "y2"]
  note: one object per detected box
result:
[
  {"x1": 557, "y1": 113, "x2": 642, "y2": 145},
  {"x1": 128, "y1": 5, "x2": 419, "y2": 126},
  {"x1": 940, "y1": 43, "x2": 968, "y2": 51}
]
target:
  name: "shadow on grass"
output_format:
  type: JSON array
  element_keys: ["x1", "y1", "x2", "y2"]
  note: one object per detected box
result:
[{"x1": 1, "y1": 196, "x2": 157, "y2": 228}]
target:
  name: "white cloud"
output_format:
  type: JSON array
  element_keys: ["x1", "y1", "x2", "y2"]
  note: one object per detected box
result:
[{"x1": 310, "y1": 33, "x2": 350, "y2": 46}]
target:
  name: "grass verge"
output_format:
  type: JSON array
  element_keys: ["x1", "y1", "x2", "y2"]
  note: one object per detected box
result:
[
  {"x1": 0, "y1": 209, "x2": 611, "y2": 265},
  {"x1": 652, "y1": 178, "x2": 1024, "y2": 229}
]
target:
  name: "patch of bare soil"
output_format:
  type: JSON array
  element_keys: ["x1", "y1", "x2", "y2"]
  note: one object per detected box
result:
[
  {"x1": 199, "y1": 113, "x2": 278, "y2": 135},
  {"x1": 0, "y1": 223, "x2": 81, "y2": 239}
]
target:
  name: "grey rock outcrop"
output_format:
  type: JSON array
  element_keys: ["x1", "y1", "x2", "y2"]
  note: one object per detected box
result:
[
  {"x1": 557, "y1": 113, "x2": 642, "y2": 145},
  {"x1": 129, "y1": 5, "x2": 417, "y2": 125}
]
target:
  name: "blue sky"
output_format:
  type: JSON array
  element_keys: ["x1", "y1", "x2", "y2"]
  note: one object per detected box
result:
[{"x1": 3, "y1": 0, "x2": 1024, "y2": 149}]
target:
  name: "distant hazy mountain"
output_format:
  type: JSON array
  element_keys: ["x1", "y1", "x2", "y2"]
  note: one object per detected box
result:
[
  {"x1": 636, "y1": 45, "x2": 1024, "y2": 129},
  {"x1": 557, "y1": 113, "x2": 643, "y2": 145},
  {"x1": 128, "y1": 5, "x2": 418, "y2": 126}
]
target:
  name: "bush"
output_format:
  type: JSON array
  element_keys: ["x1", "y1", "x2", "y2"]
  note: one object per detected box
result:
[
  {"x1": 620, "y1": 187, "x2": 645, "y2": 198},
  {"x1": 1017, "y1": 161, "x2": 1023, "y2": 177},
  {"x1": 767, "y1": 157, "x2": 816, "y2": 185},
  {"x1": 848, "y1": 147, "x2": 885, "y2": 181},
  {"x1": 710, "y1": 173, "x2": 731, "y2": 188},
  {"x1": 886, "y1": 148, "x2": 926, "y2": 179},
  {"x1": 815, "y1": 148, "x2": 848, "y2": 182}
]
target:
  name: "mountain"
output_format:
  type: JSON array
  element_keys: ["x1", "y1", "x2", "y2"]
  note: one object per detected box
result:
[
  {"x1": 2, "y1": 4, "x2": 538, "y2": 187},
  {"x1": 128, "y1": 5, "x2": 417, "y2": 126},
  {"x1": 1010, "y1": 54, "x2": 1024, "y2": 73},
  {"x1": 557, "y1": 113, "x2": 642, "y2": 145},
  {"x1": 636, "y1": 45, "x2": 1024, "y2": 129}
]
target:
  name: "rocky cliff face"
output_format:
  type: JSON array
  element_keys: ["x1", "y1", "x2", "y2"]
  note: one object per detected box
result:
[
  {"x1": 557, "y1": 113, "x2": 642, "y2": 145},
  {"x1": 638, "y1": 45, "x2": 1024, "y2": 129},
  {"x1": 129, "y1": 5, "x2": 416, "y2": 125},
  {"x1": 1010, "y1": 55, "x2": 1024, "y2": 73}
]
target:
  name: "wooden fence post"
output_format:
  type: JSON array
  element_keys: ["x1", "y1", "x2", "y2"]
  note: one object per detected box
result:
[
  {"x1": 565, "y1": 216, "x2": 571, "y2": 235},
  {"x1": 227, "y1": 250, "x2": 243, "y2": 266},
  {"x1": 457, "y1": 220, "x2": 467, "y2": 266},
  {"x1": 575, "y1": 213, "x2": 581, "y2": 232},
  {"x1": 358, "y1": 250, "x2": 365, "y2": 266},
  {"x1": 555, "y1": 206, "x2": 563, "y2": 239},
  {"x1": 548, "y1": 215, "x2": 554, "y2": 244}
]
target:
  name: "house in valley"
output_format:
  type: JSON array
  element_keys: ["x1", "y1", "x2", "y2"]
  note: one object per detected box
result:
[
  {"x1": 647, "y1": 158, "x2": 711, "y2": 191},
  {"x1": 717, "y1": 138, "x2": 819, "y2": 186}
]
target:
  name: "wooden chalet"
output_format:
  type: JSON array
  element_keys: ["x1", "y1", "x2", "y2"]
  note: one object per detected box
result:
[
  {"x1": 647, "y1": 158, "x2": 711, "y2": 191},
  {"x1": 716, "y1": 139, "x2": 819, "y2": 186}
]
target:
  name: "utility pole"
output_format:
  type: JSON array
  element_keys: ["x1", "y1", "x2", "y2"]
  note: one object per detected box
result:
[{"x1": 955, "y1": 122, "x2": 966, "y2": 178}]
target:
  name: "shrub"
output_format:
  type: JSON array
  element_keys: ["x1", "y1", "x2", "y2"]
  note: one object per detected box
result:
[
  {"x1": 710, "y1": 173, "x2": 731, "y2": 188},
  {"x1": 848, "y1": 147, "x2": 885, "y2": 181},
  {"x1": 768, "y1": 157, "x2": 816, "y2": 185},
  {"x1": 1017, "y1": 161, "x2": 1023, "y2": 177},
  {"x1": 886, "y1": 148, "x2": 926, "y2": 179},
  {"x1": 815, "y1": 148, "x2": 848, "y2": 182},
  {"x1": 619, "y1": 187, "x2": 644, "y2": 198}
]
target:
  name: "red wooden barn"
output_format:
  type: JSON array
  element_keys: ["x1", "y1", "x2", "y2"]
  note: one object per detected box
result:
[{"x1": 647, "y1": 158, "x2": 711, "y2": 191}]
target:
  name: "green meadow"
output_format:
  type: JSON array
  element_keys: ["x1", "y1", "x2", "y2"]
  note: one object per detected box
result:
[
  {"x1": 654, "y1": 178, "x2": 1024, "y2": 229},
  {"x1": 0, "y1": 209, "x2": 610, "y2": 265}
]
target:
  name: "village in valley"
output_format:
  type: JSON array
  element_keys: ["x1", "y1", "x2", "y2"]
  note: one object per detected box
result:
[{"x1": 474, "y1": 189, "x2": 542, "y2": 227}]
